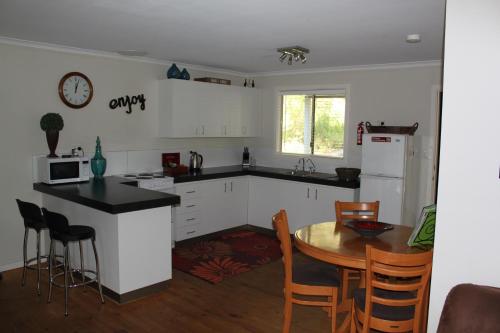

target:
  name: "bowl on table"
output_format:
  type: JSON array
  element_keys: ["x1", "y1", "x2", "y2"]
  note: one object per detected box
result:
[{"x1": 344, "y1": 220, "x2": 393, "y2": 238}]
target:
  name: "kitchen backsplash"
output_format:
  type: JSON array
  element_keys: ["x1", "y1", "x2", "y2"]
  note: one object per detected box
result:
[{"x1": 86, "y1": 147, "x2": 245, "y2": 176}]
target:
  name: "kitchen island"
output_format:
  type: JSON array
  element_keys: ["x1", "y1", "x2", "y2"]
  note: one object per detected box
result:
[{"x1": 34, "y1": 176, "x2": 180, "y2": 303}]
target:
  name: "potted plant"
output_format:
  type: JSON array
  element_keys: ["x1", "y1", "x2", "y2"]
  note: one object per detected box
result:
[{"x1": 40, "y1": 113, "x2": 64, "y2": 157}]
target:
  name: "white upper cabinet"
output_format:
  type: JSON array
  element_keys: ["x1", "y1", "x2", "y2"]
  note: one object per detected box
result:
[{"x1": 157, "y1": 79, "x2": 262, "y2": 138}]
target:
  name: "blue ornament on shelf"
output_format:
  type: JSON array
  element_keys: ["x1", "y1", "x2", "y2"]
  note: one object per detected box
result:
[
  {"x1": 180, "y1": 68, "x2": 190, "y2": 80},
  {"x1": 167, "y1": 63, "x2": 181, "y2": 79},
  {"x1": 91, "y1": 136, "x2": 107, "y2": 178}
]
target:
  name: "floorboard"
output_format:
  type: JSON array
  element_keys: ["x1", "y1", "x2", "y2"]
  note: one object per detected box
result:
[{"x1": 0, "y1": 253, "x2": 337, "y2": 332}]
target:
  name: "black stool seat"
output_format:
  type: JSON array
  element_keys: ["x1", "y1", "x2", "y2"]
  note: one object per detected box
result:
[
  {"x1": 353, "y1": 287, "x2": 416, "y2": 321},
  {"x1": 24, "y1": 219, "x2": 47, "y2": 232},
  {"x1": 51, "y1": 225, "x2": 96, "y2": 244},
  {"x1": 293, "y1": 258, "x2": 340, "y2": 287}
]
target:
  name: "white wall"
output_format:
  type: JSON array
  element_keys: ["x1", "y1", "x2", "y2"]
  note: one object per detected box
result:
[
  {"x1": 0, "y1": 42, "x2": 246, "y2": 270},
  {"x1": 0, "y1": 40, "x2": 442, "y2": 271},
  {"x1": 251, "y1": 65, "x2": 442, "y2": 217},
  {"x1": 428, "y1": 0, "x2": 500, "y2": 331}
]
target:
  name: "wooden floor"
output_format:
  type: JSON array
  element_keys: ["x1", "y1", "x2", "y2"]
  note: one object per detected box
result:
[{"x1": 0, "y1": 254, "x2": 338, "y2": 333}]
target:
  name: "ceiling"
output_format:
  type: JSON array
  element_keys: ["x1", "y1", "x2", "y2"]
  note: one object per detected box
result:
[{"x1": 0, "y1": 0, "x2": 446, "y2": 74}]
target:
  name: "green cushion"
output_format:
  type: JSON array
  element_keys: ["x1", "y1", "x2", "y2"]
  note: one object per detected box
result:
[{"x1": 408, "y1": 204, "x2": 436, "y2": 247}]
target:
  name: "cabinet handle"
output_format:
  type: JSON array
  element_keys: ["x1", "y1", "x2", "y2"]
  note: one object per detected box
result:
[
  {"x1": 187, "y1": 230, "x2": 196, "y2": 235},
  {"x1": 186, "y1": 218, "x2": 196, "y2": 221},
  {"x1": 230, "y1": 181, "x2": 233, "y2": 192},
  {"x1": 307, "y1": 188, "x2": 310, "y2": 198},
  {"x1": 224, "y1": 125, "x2": 227, "y2": 136},
  {"x1": 186, "y1": 190, "x2": 196, "y2": 194},
  {"x1": 186, "y1": 204, "x2": 196, "y2": 208},
  {"x1": 315, "y1": 189, "x2": 318, "y2": 200},
  {"x1": 202, "y1": 126, "x2": 205, "y2": 135},
  {"x1": 224, "y1": 183, "x2": 227, "y2": 192}
]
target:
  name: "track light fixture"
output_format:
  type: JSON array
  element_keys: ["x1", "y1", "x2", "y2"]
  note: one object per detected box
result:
[{"x1": 277, "y1": 46, "x2": 309, "y2": 65}]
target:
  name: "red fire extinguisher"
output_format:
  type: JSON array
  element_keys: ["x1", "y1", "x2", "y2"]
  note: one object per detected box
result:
[{"x1": 357, "y1": 122, "x2": 364, "y2": 145}]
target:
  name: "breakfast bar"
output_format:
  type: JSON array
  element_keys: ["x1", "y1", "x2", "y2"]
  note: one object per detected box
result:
[{"x1": 34, "y1": 176, "x2": 180, "y2": 303}]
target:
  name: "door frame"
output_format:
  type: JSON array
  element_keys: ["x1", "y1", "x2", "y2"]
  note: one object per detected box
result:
[{"x1": 429, "y1": 84, "x2": 443, "y2": 203}]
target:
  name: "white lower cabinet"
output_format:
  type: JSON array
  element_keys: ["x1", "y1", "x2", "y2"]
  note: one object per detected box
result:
[
  {"x1": 173, "y1": 177, "x2": 249, "y2": 241},
  {"x1": 174, "y1": 175, "x2": 358, "y2": 240},
  {"x1": 173, "y1": 182, "x2": 202, "y2": 241},
  {"x1": 200, "y1": 177, "x2": 249, "y2": 234},
  {"x1": 247, "y1": 177, "x2": 359, "y2": 232}
]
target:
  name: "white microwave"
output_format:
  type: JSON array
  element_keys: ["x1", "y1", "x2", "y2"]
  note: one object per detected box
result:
[{"x1": 37, "y1": 156, "x2": 90, "y2": 184}]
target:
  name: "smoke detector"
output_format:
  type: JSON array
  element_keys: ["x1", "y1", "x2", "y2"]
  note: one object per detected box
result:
[{"x1": 406, "y1": 34, "x2": 421, "y2": 43}]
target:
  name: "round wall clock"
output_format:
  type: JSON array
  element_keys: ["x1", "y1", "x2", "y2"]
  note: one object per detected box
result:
[{"x1": 58, "y1": 72, "x2": 93, "y2": 109}]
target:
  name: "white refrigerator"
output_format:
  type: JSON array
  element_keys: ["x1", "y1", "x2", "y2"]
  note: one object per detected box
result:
[{"x1": 360, "y1": 133, "x2": 417, "y2": 226}]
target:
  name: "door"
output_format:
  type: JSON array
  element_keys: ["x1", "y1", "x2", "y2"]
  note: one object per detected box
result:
[
  {"x1": 362, "y1": 134, "x2": 407, "y2": 177},
  {"x1": 312, "y1": 185, "x2": 358, "y2": 223},
  {"x1": 360, "y1": 175, "x2": 404, "y2": 225},
  {"x1": 241, "y1": 89, "x2": 262, "y2": 137},
  {"x1": 197, "y1": 83, "x2": 222, "y2": 137},
  {"x1": 247, "y1": 177, "x2": 303, "y2": 230},
  {"x1": 201, "y1": 177, "x2": 248, "y2": 234}
]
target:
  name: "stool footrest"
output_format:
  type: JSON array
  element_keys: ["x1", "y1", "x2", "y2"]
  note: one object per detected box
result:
[
  {"x1": 50, "y1": 268, "x2": 99, "y2": 289},
  {"x1": 26, "y1": 254, "x2": 64, "y2": 270}
]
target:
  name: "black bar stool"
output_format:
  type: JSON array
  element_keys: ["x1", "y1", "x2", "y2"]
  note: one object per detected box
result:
[
  {"x1": 42, "y1": 208, "x2": 104, "y2": 316},
  {"x1": 15, "y1": 199, "x2": 49, "y2": 295}
]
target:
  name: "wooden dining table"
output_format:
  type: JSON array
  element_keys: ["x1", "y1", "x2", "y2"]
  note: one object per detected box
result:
[{"x1": 294, "y1": 221, "x2": 431, "y2": 332}]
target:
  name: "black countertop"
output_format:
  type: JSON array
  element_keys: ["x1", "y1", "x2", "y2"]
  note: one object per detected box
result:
[
  {"x1": 34, "y1": 176, "x2": 180, "y2": 214},
  {"x1": 173, "y1": 165, "x2": 360, "y2": 189}
]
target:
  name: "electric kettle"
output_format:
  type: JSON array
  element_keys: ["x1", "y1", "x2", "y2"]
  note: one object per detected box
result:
[{"x1": 189, "y1": 151, "x2": 203, "y2": 171}]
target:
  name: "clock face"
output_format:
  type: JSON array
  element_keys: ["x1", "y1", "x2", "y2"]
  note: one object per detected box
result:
[{"x1": 58, "y1": 72, "x2": 93, "y2": 109}]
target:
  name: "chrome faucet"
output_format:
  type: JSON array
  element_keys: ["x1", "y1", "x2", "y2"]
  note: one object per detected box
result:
[
  {"x1": 305, "y1": 158, "x2": 316, "y2": 173},
  {"x1": 297, "y1": 158, "x2": 306, "y2": 172}
]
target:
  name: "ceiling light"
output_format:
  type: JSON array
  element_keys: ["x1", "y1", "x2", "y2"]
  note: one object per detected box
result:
[
  {"x1": 277, "y1": 46, "x2": 309, "y2": 65},
  {"x1": 406, "y1": 34, "x2": 421, "y2": 43}
]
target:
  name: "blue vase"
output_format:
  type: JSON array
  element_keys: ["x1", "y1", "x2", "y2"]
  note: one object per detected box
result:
[
  {"x1": 167, "y1": 63, "x2": 181, "y2": 79},
  {"x1": 180, "y1": 68, "x2": 190, "y2": 80},
  {"x1": 91, "y1": 136, "x2": 107, "y2": 178}
]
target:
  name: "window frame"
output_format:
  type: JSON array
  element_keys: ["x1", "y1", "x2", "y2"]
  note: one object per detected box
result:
[{"x1": 277, "y1": 86, "x2": 350, "y2": 160}]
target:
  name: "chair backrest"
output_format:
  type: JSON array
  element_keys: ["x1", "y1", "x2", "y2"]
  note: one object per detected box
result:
[
  {"x1": 15, "y1": 199, "x2": 44, "y2": 228},
  {"x1": 364, "y1": 245, "x2": 433, "y2": 332},
  {"x1": 41, "y1": 208, "x2": 70, "y2": 235},
  {"x1": 272, "y1": 209, "x2": 293, "y2": 287},
  {"x1": 335, "y1": 201, "x2": 380, "y2": 222}
]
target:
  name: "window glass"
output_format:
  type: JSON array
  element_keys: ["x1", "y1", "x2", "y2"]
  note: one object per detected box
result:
[{"x1": 280, "y1": 92, "x2": 346, "y2": 158}]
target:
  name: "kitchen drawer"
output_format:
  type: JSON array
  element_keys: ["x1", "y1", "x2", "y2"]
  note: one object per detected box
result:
[
  {"x1": 175, "y1": 183, "x2": 201, "y2": 200},
  {"x1": 176, "y1": 223, "x2": 201, "y2": 241},
  {"x1": 174, "y1": 198, "x2": 201, "y2": 215},
  {"x1": 174, "y1": 211, "x2": 202, "y2": 226}
]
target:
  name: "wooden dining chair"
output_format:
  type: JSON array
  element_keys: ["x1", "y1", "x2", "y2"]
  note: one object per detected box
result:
[
  {"x1": 350, "y1": 245, "x2": 433, "y2": 333},
  {"x1": 334, "y1": 201, "x2": 380, "y2": 302},
  {"x1": 335, "y1": 201, "x2": 380, "y2": 223},
  {"x1": 272, "y1": 209, "x2": 340, "y2": 333}
]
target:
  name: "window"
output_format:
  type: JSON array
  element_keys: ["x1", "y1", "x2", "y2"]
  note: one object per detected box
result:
[{"x1": 280, "y1": 90, "x2": 346, "y2": 158}]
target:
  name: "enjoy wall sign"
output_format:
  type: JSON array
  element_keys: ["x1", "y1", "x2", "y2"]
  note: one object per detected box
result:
[{"x1": 109, "y1": 94, "x2": 146, "y2": 114}]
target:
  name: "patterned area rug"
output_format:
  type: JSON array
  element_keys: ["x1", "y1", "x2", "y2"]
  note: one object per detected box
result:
[{"x1": 172, "y1": 229, "x2": 282, "y2": 284}]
